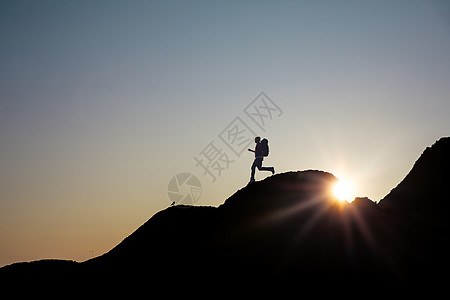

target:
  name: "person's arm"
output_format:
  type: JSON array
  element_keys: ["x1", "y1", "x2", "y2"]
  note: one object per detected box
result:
[{"x1": 248, "y1": 149, "x2": 255, "y2": 153}]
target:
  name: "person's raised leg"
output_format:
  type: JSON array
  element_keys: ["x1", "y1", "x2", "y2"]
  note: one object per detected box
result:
[{"x1": 259, "y1": 165, "x2": 275, "y2": 174}]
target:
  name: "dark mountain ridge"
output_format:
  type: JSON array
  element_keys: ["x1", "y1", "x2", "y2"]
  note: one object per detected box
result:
[{"x1": 2, "y1": 137, "x2": 449, "y2": 290}]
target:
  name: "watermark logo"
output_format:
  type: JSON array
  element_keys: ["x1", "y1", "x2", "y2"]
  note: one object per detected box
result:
[
  {"x1": 193, "y1": 141, "x2": 235, "y2": 182},
  {"x1": 167, "y1": 173, "x2": 202, "y2": 205},
  {"x1": 219, "y1": 117, "x2": 256, "y2": 157},
  {"x1": 168, "y1": 92, "x2": 283, "y2": 205},
  {"x1": 244, "y1": 92, "x2": 283, "y2": 132}
]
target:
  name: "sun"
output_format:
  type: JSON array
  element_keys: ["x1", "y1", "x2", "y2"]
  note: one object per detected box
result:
[{"x1": 333, "y1": 179, "x2": 355, "y2": 203}]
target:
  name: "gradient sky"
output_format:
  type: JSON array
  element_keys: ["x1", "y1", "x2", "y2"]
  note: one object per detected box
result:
[{"x1": 1, "y1": 0, "x2": 449, "y2": 267}]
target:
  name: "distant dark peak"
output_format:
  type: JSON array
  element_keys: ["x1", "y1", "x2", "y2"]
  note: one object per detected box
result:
[
  {"x1": 353, "y1": 197, "x2": 376, "y2": 206},
  {"x1": 379, "y1": 136, "x2": 450, "y2": 212},
  {"x1": 414, "y1": 137, "x2": 450, "y2": 169}
]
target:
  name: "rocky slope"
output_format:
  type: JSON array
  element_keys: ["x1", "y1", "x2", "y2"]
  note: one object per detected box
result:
[{"x1": 2, "y1": 137, "x2": 449, "y2": 291}]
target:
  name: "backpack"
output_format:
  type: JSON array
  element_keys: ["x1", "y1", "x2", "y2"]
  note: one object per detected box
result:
[{"x1": 260, "y1": 138, "x2": 269, "y2": 157}]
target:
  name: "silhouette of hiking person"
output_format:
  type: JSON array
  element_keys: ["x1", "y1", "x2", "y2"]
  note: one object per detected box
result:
[{"x1": 248, "y1": 136, "x2": 275, "y2": 184}]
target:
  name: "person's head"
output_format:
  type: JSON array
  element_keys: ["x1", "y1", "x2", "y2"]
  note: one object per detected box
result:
[{"x1": 254, "y1": 136, "x2": 261, "y2": 143}]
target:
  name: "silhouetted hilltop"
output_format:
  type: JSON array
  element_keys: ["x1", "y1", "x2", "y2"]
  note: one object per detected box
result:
[
  {"x1": 81, "y1": 170, "x2": 344, "y2": 285},
  {"x1": 2, "y1": 138, "x2": 449, "y2": 291}
]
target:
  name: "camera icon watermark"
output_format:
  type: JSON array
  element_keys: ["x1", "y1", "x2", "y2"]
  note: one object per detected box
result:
[{"x1": 167, "y1": 173, "x2": 202, "y2": 205}]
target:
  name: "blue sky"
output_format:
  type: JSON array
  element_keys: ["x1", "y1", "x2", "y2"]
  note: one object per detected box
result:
[{"x1": 1, "y1": 0, "x2": 449, "y2": 266}]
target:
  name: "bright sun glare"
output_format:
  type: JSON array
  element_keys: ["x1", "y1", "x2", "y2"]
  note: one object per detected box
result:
[{"x1": 333, "y1": 179, "x2": 355, "y2": 203}]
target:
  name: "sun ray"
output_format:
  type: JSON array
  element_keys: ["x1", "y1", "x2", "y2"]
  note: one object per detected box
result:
[{"x1": 347, "y1": 204, "x2": 377, "y2": 251}]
